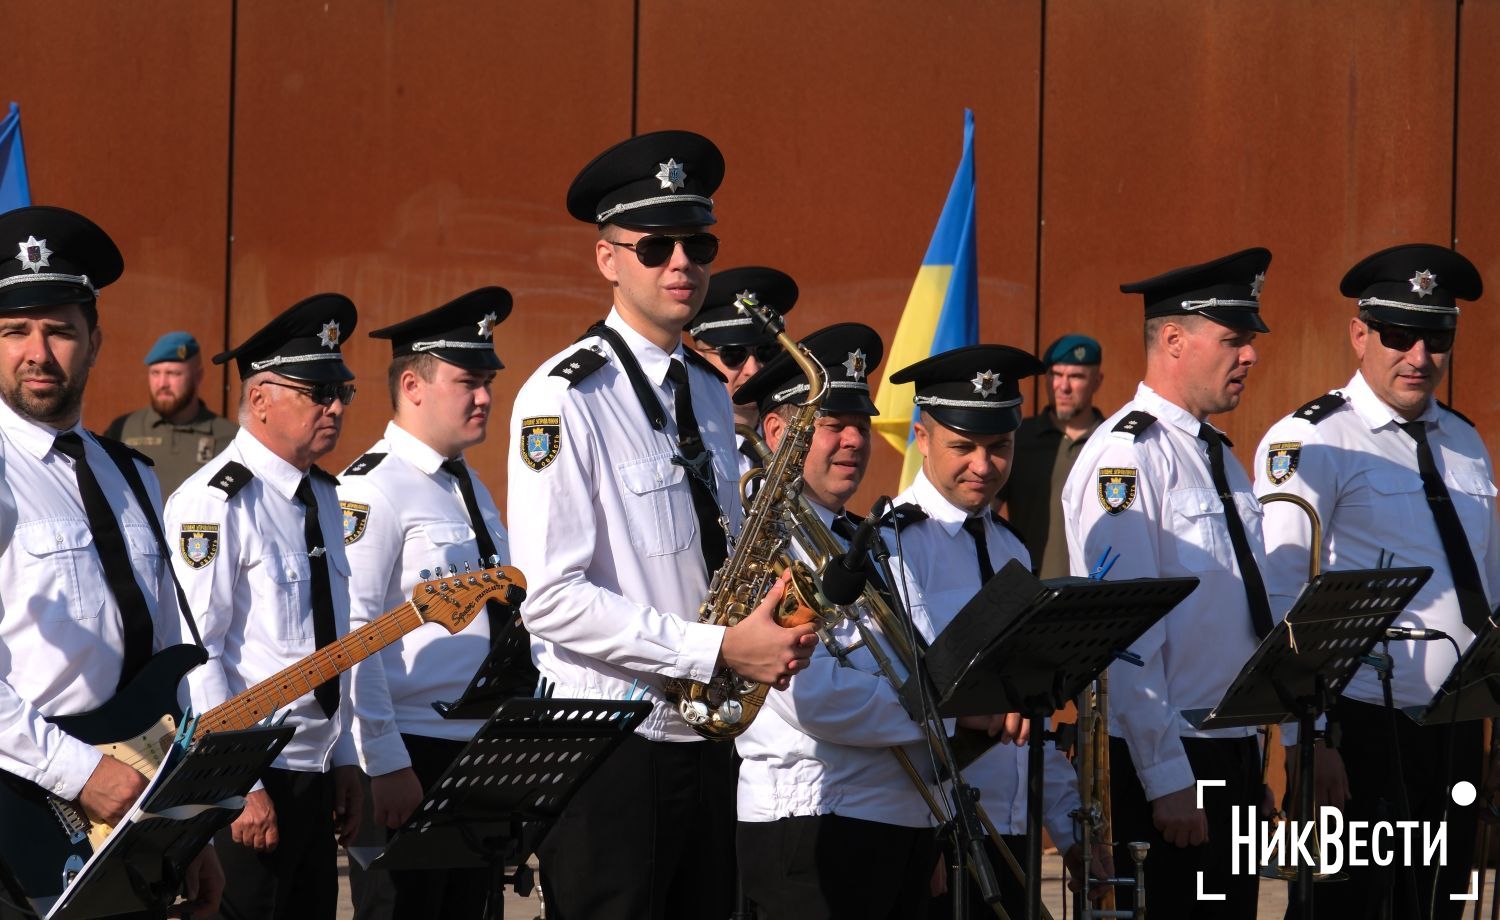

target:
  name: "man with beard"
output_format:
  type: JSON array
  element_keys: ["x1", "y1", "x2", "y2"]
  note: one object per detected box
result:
[
  {"x1": 104, "y1": 331, "x2": 238, "y2": 494},
  {"x1": 0, "y1": 205, "x2": 221, "y2": 917},
  {"x1": 166, "y1": 294, "x2": 363, "y2": 920},
  {"x1": 1061, "y1": 249, "x2": 1276, "y2": 918},
  {"x1": 996, "y1": 334, "x2": 1105, "y2": 578},
  {"x1": 341, "y1": 287, "x2": 532, "y2": 919}
]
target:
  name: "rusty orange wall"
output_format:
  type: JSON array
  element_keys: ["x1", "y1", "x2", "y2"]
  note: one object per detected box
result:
[{"x1": 0, "y1": 0, "x2": 1491, "y2": 516}]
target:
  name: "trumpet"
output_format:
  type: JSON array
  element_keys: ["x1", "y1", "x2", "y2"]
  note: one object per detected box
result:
[{"x1": 738, "y1": 426, "x2": 1041, "y2": 920}]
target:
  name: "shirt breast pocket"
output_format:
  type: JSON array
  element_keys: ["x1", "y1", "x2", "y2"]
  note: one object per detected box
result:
[
  {"x1": 1168, "y1": 487, "x2": 1233, "y2": 571},
  {"x1": 420, "y1": 520, "x2": 476, "y2": 566},
  {"x1": 617, "y1": 453, "x2": 695, "y2": 557},
  {"x1": 1448, "y1": 463, "x2": 1498, "y2": 548},
  {"x1": 17, "y1": 518, "x2": 102, "y2": 622},
  {"x1": 270, "y1": 550, "x2": 314, "y2": 646},
  {"x1": 122, "y1": 523, "x2": 164, "y2": 609},
  {"x1": 1365, "y1": 470, "x2": 1427, "y2": 531}
]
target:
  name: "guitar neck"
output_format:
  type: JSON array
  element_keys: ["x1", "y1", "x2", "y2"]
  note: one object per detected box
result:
[{"x1": 192, "y1": 601, "x2": 425, "y2": 739}]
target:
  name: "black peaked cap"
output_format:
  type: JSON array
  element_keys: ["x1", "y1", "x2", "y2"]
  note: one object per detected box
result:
[
  {"x1": 889, "y1": 344, "x2": 1045, "y2": 435},
  {"x1": 369, "y1": 286, "x2": 511, "y2": 371},
  {"x1": 1120, "y1": 247, "x2": 1272, "y2": 334},
  {"x1": 1340, "y1": 243, "x2": 1482, "y2": 331},
  {"x1": 0, "y1": 206, "x2": 123, "y2": 311},
  {"x1": 689, "y1": 266, "x2": 799, "y2": 345},
  {"x1": 567, "y1": 130, "x2": 724, "y2": 229},
  {"x1": 734, "y1": 323, "x2": 883, "y2": 417},
  {"x1": 215, "y1": 293, "x2": 358, "y2": 383}
]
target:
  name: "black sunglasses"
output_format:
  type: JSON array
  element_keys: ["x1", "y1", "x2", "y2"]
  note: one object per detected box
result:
[
  {"x1": 712, "y1": 341, "x2": 780, "y2": 370},
  {"x1": 609, "y1": 233, "x2": 719, "y2": 268},
  {"x1": 1366, "y1": 320, "x2": 1455, "y2": 355},
  {"x1": 262, "y1": 379, "x2": 357, "y2": 406}
]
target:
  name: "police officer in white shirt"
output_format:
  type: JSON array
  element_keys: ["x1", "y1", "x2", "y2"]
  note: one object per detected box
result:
[
  {"x1": 884, "y1": 344, "x2": 1096, "y2": 918},
  {"x1": 1255, "y1": 244, "x2": 1492, "y2": 919},
  {"x1": 685, "y1": 266, "x2": 798, "y2": 479},
  {"x1": 341, "y1": 287, "x2": 530, "y2": 919},
  {"x1": 0, "y1": 206, "x2": 222, "y2": 917},
  {"x1": 507, "y1": 131, "x2": 816, "y2": 920},
  {"x1": 167, "y1": 293, "x2": 362, "y2": 920},
  {"x1": 1062, "y1": 249, "x2": 1277, "y2": 918}
]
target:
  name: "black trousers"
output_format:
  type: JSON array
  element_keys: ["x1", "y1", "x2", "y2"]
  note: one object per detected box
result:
[
  {"x1": 927, "y1": 833, "x2": 1027, "y2": 920},
  {"x1": 348, "y1": 767, "x2": 394, "y2": 920},
  {"x1": 1109, "y1": 735, "x2": 1261, "y2": 919},
  {"x1": 537, "y1": 735, "x2": 735, "y2": 920},
  {"x1": 389, "y1": 734, "x2": 493, "y2": 920},
  {"x1": 1285, "y1": 696, "x2": 1482, "y2": 920},
  {"x1": 214, "y1": 767, "x2": 336, "y2": 920},
  {"x1": 739, "y1": 814, "x2": 936, "y2": 920}
]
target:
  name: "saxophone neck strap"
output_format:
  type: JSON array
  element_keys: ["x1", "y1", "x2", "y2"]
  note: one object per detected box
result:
[{"x1": 583, "y1": 322, "x2": 667, "y2": 431}]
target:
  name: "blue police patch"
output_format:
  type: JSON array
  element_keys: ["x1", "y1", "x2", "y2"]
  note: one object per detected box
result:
[
  {"x1": 179, "y1": 523, "x2": 220, "y2": 569},
  {"x1": 1266, "y1": 441, "x2": 1301, "y2": 485},
  {"x1": 341, "y1": 501, "x2": 370, "y2": 544},
  {"x1": 521, "y1": 416, "x2": 562, "y2": 471},
  {"x1": 1097, "y1": 467, "x2": 1138, "y2": 515}
]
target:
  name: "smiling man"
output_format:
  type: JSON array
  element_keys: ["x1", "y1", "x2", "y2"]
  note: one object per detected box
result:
[
  {"x1": 1255, "y1": 244, "x2": 1492, "y2": 919},
  {"x1": 1062, "y1": 248, "x2": 1276, "y2": 918}
]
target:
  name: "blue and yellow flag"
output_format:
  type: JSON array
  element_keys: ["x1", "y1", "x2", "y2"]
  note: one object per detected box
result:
[
  {"x1": 0, "y1": 103, "x2": 32, "y2": 213},
  {"x1": 872, "y1": 109, "x2": 978, "y2": 490}
]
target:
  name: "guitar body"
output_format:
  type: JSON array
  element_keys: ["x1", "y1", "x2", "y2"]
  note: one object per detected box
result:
[{"x1": 0, "y1": 643, "x2": 205, "y2": 907}]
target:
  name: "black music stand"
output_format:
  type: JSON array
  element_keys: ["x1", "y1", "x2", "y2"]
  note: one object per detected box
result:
[
  {"x1": 1406, "y1": 615, "x2": 1500, "y2": 725},
  {"x1": 362, "y1": 697, "x2": 650, "y2": 919},
  {"x1": 918, "y1": 560, "x2": 1200, "y2": 920},
  {"x1": 1184, "y1": 566, "x2": 1431, "y2": 920},
  {"x1": 41, "y1": 723, "x2": 294, "y2": 920},
  {"x1": 430, "y1": 610, "x2": 540, "y2": 722}
]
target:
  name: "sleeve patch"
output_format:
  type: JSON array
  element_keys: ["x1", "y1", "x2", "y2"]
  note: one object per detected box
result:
[
  {"x1": 179, "y1": 523, "x2": 220, "y2": 568},
  {"x1": 520, "y1": 416, "x2": 562, "y2": 471},
  {"x1": 1266, "y1": 441, "x2": 1301, "y2": 485},
  {"x1": 1097, "y1": 467, "x2": 1138, "y2": 515},
  {"x1": 341, "y1": 501, "x2": 370, "y2": 544}
]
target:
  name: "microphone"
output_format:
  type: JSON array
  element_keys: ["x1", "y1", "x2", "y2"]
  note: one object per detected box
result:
[
  {"x1": 1384, "y1": 626, "x2": 1450, "y2": 641},
  {"x1": 821, "y1": 497, "x2": 893, "y2": 605}
]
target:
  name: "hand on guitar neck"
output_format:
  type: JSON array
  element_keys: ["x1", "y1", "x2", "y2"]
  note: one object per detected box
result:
[{"x1": 79, "y1": 754, "x2": 149, "y2": 827}]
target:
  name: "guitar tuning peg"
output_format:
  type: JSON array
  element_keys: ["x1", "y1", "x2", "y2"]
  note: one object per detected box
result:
[
  {"x1": 488, "y1": 554, "x2": 500, "y2": 566},
  {"x1": 448, "y1": 564, "x2": 458, "y2": 576},
  {"x1": 420, "y1": 569, "x2": 432, "y2": 580},
  {"x1": 463, "y1": 561, "x2": 471, "y2": 573}
]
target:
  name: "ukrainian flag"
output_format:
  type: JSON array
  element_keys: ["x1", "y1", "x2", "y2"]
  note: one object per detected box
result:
[
  {"x1": 872, "y1": 108, "x2": 978, "y2": 490},
  {"x1": 0, "y1": 103, "x2": 31, "y2": 212}
]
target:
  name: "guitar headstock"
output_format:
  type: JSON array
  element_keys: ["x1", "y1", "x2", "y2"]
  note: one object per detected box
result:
[{"x1": 411, "y1": 559, "x2": 527, "y2": 634}]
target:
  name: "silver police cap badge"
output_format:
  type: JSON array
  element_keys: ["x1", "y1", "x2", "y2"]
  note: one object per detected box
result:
[
  {"x1": 971, "y1": 369, "x2": 1001, "y2": 398},
  {"x1": 656, "y1": 158, "x2": 687, "y2": 192},
  {"x1": 17, "y1": 235, "x2": 51, "y2": 273},
  {"x1": 1250, "y1": 271, "x2": 1266, "y2": 300},
  {"x1": 319, "y1": 320, "x2": 341, "y2": 349},
  {"x1": 1409, "y1": 269, "x2": 1438, "y2": 298},
  {"x1": 843, "y1": 349, "x2": 867, "y2": 381},
  {"x1": 477, "y1": 311, "x2": 498, "y2": 339}
]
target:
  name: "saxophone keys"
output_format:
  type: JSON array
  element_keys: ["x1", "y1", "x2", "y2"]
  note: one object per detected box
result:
[
  {"x1": 680, "y1": 699, "x2": 711, "y2": 725},
  {"x1": 717, "y1": 700, "x2": 744, "y2": 725}
]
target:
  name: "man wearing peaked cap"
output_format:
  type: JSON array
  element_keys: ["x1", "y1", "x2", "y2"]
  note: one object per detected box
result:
[
  {"x1": 1256, "y1": 244, "x2": 1492, "y2": 918},
  {"x1": 1061, "y1": 249, "x2": 1275, "y2": 918},
  {"x1": 732, "y1": 323, "x2": 945, "y2": 918},
  {"x1": 340, "y1": 287, "x2": 529, "y2": 920},
  {"x1": 688, "y1": 266, "x2": 798, "y2": 479},
  {"x1": 165, "y1": 293, "x2": 362, "y2": 920},
  {"x1": 0, "y1": 205, "x2": 224, "y2": 915},
  {"x1": 508, "y1": 132, "x2": 814, "y2": 920}
]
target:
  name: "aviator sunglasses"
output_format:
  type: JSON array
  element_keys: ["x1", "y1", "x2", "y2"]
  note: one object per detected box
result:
[
  {"x1": 1365, "y1": 319, "x2": 1455, "y2": 355},
  {"x1": 261, "y1": 379, "x2": 357, "y2": 406},
  {"x1": 708, "y1": 341, "x2": 780, "y2": 370},
  {"x1": 609, "y1": 232, "x2": 720, "y2": 268}
]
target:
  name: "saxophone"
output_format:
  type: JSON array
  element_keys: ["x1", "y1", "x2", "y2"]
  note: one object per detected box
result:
[{"x1": 663, "y1": 294, "x2": 833, "y2": 739}]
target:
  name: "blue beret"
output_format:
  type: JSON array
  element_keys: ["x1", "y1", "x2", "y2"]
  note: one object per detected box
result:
[
  {"x1": 144, "y1": 331, "x2": 200, "y2": 365},
  {"x1": 1041, "y1": 334, "x2": 1101, "y2": 367}
]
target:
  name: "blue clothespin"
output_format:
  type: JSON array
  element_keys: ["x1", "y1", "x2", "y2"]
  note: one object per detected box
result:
[{"x1": 1090, "y1": 547, "x2": 1120, "y2": 581}]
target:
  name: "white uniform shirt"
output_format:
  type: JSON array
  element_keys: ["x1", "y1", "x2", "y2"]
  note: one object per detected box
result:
[
  {"x1": 507, "y1": 308, "x2": 741, "y2": 742},
  {"x1": 166, "y1": 428, "x2": 356, "y2": 772},
  {"x1": 891, "y1": 470, "x2": 1080, "y2": 850},
  {"x1": 0, "y1": 398, "x2": 190, "y2": 799},
  {"x1": 340, "y1": 421, "x2": 512, "y2": 776},
  {"x1": 1255, "y1": 371, "x2": 1500, "y2": 709},
  {"x1": 735, "y1": 499, "x2": 936, "y2": 828},
  {"x1": 1061, "y1": 382, "x2": 1263, "y2": 801}
]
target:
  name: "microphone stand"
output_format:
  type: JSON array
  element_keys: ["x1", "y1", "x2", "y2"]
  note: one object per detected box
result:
[{"x1": 871, "y1": 527, "x2": 1003, "y2": 918}]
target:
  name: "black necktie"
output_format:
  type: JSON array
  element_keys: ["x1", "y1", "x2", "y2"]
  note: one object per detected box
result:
[
  {"x1": 1399, "y1": 421, "x2": 1491, "y2": 634},
  {"x1": 961, "y1": 516, "x2": 996, "y2": 586},
  {"x1": 53, "y1": 432, "x2": 154, "y2": 690},
  {"x1": 830, "y1": 514, "x2": 857, "y2": 543},
  {"x1": 294, "y1": 475, "x2": 340, "y2": 717},
  {"x1": 1198, "y1": 425, "x2": 1274, "y2": 640},
  {"x1": 665, "y1": 360, "x2": 728, "y2": 578},
  {"x1": 441, "y1": 458, "x2": 505, "y2": 639}
]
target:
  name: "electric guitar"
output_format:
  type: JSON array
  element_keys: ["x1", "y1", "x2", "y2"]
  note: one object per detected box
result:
[{"x1": 0, "y1": 562, "x2": 525, "y2": 905}]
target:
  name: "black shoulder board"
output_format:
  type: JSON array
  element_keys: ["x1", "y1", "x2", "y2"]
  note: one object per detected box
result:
[
  {"x1": 91, "y1": 432, "x2": 155, "y2": 467},
  {"x1": 1438, "y1": 400, "x2": 1476, "y2": 427},
  {"x1": 343, "y1": 452, "x2": 386, "y2": 476},
  {"x1": 888, "y1": 503, "x2": 929, "y2": 532},
  {"x1": 309, "y1": 465, "x2": 340, "y2": 486},
  {"x1": 1293, "y1": 392, "x2": 1347, "y2": 424},
  {"x1": 683, "y1": 348, "x2": 728, "y2": 383},
  {"x1": 550, "y1": 348, "x2": 608, "y2": 387},
  {"x1": 209, "y1": 461, "x2": 254, "y2": 498},
  {"x1": 1113, "y1": 411, "x2": 1157, "y2": 438},
  {"x1": 989, "y1": 511, "x2": 1026, "y2": 545}
]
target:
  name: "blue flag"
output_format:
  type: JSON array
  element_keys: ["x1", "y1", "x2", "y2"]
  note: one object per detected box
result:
[{"x1": 0, "y1": 103, "x2": 32, "y2": 213}]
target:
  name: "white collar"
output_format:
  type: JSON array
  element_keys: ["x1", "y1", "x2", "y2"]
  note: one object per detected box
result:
[
  {"x1": 0, "y1": 395, "x2": 82, "y2": 461},
  {"x1": 1343, "y1": 371, "x2": 1441, "y2": 432},
  {"x1": 384, "y1": 420, "x2": 448, "y2": 475},
  {"x1": 604, "y1": 307, "x2": 686, "y2": 388},
  {"x1": 234, "y1": 427, "x2": 308, "y2": 502}
]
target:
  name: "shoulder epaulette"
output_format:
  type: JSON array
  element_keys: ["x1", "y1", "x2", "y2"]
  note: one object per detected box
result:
[
  {"x1": 208, "y1": 461, "x2": 254, "y2": 498},
  {"x1": 549, "y1": 348, "x2": 608, "y2": 387},
  {"x1": 1438, "y1": 400, "x2": 1476, "y2": 428},
  {"x1": 310, "y1": 465, "x2": 339, "y2": 486},
  {"x1": 888, "y1": 503, "x2": 929, "y2": 532},
  {"x1": 1112, "y1": 411, "x2": 1157, "y2": 439},
  {"x1": 91, "y1": 432, "x2": 155, "y2": 467},
  {"x1": 343, "y1": 452, "x2": 386, "y2": 476},
  {"x1": 989, "y1": 511, "x2": 1026, "y2": 545},
  {"x1": 1292, "y1": 392, "x2": 1346, "y2": 424},
  {"x1": 683, "y1": 348, "x2": 728, "y2": 383}
]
